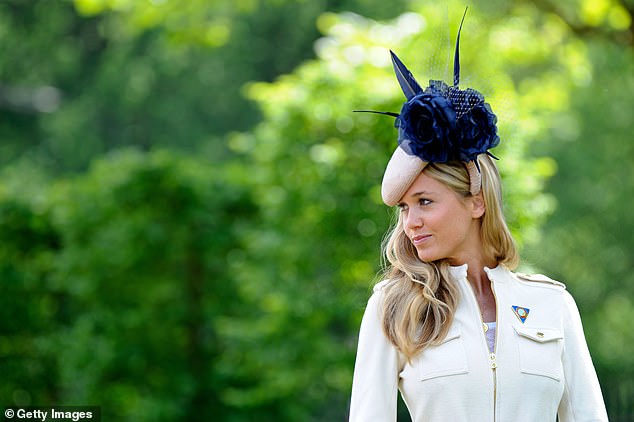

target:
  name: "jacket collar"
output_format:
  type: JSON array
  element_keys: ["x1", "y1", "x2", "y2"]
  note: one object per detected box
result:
[
  {"x1": 448, "y1": 263, "x2": 510, "y2": 283},
  {"x1": 484, "y1": 265, "x2": 510, "y2": 283},
  {"x1": 448, "y1": 264, "x2": 469, "y2": 280}
]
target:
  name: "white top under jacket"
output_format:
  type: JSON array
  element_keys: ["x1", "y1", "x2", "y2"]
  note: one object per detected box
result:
[{"x1": 349, "y1": 265, "x2": 608, "y2": 422}]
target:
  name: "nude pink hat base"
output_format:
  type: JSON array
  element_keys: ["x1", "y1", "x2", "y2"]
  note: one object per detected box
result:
[
  {"x1": 381, "y1": 146, "x2": 427, "y2": 206},
  {"x1": 381, "y1": 145, "x2": 482, "y2": 206}
]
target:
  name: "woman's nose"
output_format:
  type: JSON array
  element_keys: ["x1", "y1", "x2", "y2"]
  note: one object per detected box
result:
[{"x1": 404, "y1": 208, "x2": 422, "y2": 230}]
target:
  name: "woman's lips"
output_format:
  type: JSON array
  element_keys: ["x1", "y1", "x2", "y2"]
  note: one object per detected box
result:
[{"x1": 411, "y1": 234, "x2": 431, "y2": 245}]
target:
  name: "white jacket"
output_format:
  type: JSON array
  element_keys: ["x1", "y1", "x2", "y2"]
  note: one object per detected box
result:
[{"x1": 349, "y1": 265, "x2": 608, "y2": 422}]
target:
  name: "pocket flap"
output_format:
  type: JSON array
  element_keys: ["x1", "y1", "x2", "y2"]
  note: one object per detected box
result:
[
  {"x1": 514, "y1": 326, "x2": 563, "y2": 343},
  {"x1": 419, "y1": 326, "x2": 468, "y2": 381}
]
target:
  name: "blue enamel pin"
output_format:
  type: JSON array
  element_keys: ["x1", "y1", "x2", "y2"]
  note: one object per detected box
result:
[{"x1": 512, "y1": 306, "x2": 530, "y2": 323}]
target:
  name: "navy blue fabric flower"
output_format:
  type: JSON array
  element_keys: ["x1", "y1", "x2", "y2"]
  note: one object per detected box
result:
[
  {"x1": 396, "y1": 91, "x2": 457, "y2": 162},
  {"x1": 395, "y1": 80, "x2": 499, "y2": 163},
  {"x1": 456, "y1": 101, "x2": 499, "y2": 162}
]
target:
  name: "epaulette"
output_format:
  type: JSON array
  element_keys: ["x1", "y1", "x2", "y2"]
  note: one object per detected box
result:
[{"x1": 516, "y1": 273, "x2": 566, "y2": 289}]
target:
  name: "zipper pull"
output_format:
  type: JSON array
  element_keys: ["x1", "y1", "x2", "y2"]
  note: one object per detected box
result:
[{"x1": 489, "y1": 353, "x2": 497, "y2": 369}]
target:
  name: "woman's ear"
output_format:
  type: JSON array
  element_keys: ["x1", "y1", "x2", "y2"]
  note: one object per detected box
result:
[{"x1": 471, "y1": 191, "x2": 486, "y2": 219}]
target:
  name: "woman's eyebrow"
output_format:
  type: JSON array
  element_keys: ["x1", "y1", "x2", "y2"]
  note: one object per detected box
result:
[{"x1": 410, "y1": 190, "x2": 434, "y2": 197}]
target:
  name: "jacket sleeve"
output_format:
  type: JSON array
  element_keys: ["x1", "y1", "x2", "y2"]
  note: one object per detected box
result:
[
  {"x1": 558, "y1": 290, "x2": 609, "y2": 422},
  {"x1": 349, "y1": 285, "x2": 402, "y2": 422}
]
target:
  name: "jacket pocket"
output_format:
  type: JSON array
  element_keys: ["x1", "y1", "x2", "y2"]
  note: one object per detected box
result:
[
  {"x1": 514, "y1": 325, "x2": 563, "y2": 381},
  {"x1": 419, "y1": 326, "x2": 469, "y2": 381}
]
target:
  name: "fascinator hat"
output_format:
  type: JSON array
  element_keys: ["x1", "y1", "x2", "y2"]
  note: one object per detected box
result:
[{"x1": 359, "y1": 8, "x2": 500, "y2": 206}]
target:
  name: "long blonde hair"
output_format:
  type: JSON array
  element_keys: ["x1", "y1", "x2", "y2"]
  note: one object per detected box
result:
[{"x1": 379, "y1": 154, "x2": 518, "y2": 359}]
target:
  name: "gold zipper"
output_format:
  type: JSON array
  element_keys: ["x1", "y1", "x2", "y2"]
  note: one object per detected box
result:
[
  {"x1": 490, "y1": 277, "x2": 499, "y2": 422},
  {"x1": 464, "y1": 275, "x2": 498, "y2": 422}
]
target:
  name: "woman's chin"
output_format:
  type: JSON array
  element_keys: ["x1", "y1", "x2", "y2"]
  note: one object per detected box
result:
[{"x1": 416, "y1": 249, "x2": 440, "y2": 263}]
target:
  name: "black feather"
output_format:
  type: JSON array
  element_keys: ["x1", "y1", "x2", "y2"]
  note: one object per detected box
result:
[
  {"x1": 453, "y1": 7, "x2": 469, "y2": 87},
  {"x1": 353, "y1": 110, "x2": 400, "y2": 118},
  {"x1": 390, "y1": 50, "x2": 423, "y2": 100}
]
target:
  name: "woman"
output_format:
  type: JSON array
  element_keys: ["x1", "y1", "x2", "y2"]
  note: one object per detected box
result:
[{"x1": 349, "y1": 12, "x2": 607, "y2": 422}]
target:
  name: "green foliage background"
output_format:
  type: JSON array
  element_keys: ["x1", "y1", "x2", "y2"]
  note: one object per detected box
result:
[{"x1": 0, "y1": 0, "x2": 632, "y2": 420}]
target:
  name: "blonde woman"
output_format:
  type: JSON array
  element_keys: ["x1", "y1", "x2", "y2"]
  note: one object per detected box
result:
[{"x1": 349, "y1": 13, "x2": 607, "y2": 422}]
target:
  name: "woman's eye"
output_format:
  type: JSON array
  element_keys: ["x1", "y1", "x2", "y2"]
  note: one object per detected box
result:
[
  {"x1": 419, "y1": 198, "x2": 432, "y2": 206},
  {"x1": 397, "y1": 204, "x2": 408, "y2": 212}
]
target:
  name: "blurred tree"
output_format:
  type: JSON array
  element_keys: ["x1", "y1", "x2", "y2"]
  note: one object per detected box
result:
[
  {"x1": 0, "y1": 149, "x2": 258, "y2": 421},
  {"x1": 0, "y1": 0, "x2": 101, "y2": 169},
  {"x1": 0, "y1": 0, "x2": 408, "y2": 172},
  {"x1": 47, "y1": 149, "x2": 257, "y2": 421},
  {"x1": 0, "y1": 193, "x2": 61, "y2": 406}
]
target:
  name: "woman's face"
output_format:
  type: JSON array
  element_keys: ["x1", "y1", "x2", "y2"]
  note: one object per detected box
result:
[{"x1": 398, "y1": 171, "x2": 484, "y2": 265}]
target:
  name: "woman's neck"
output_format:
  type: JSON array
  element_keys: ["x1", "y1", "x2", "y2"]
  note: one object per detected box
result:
[{"x1": 466, "y1": 264, "x2": 493, "y2": 296}]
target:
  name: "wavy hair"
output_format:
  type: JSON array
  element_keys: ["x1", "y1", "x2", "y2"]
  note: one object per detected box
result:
[{"x1": 379, "y1": 154, "x2": 518, "y2": 359}]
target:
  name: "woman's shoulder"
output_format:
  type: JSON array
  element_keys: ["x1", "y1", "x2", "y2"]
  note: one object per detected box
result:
[
  {"x1": 507, "y1": 270, "x2": 581, "y2": 317},
  {"x1": 372, "y1": 279, "x2": 393, "y2": 293},
  {"x1": 492, "y1": 265, "x2": 567, "y2": 292},
  {"x1": 512, "y1": 271, "x2": 567, "y2": 290}
]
